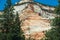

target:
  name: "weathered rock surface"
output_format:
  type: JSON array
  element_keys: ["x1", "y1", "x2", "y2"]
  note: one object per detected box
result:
[{"x1": 19, "y1": 4, "x2": 51, "y2": 40}]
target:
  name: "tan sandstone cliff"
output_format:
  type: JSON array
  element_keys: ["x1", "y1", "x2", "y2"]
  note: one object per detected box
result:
[{"x1": 19, "y1": 4, "x2": 51, "y2": 40}]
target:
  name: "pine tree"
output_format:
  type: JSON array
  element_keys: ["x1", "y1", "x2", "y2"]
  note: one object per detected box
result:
[
  {"x1": 13, "y1": 12, "x2": 25, "y2": 40},
  {"x1": 0, "y1": 0, "x2": 15, "y2": 40},
  {"x1": 3, "y1": 0, "x2": 14, "y2": 33},
  {"x1": 44, "y1": 0, "x2": 60, "y2": 40},
  {"x1": 11, "y1": 12, "x2": 21, "y2": 40},
  {"x1": 0, "y1": 0, "x2": 25, "y2": 40},
  {"x1": 12, "y1": 12, "x2": 25, "y2": 40}
]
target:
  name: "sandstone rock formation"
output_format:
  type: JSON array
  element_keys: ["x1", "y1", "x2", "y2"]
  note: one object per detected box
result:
[{"x1": 19, "y1": 4, "x2": 51, "y2": 40}]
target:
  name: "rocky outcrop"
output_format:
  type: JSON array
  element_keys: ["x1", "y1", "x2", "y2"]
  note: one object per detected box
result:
[{"x1": 19, "y1": 4, "x2": 51, "y2": 40}]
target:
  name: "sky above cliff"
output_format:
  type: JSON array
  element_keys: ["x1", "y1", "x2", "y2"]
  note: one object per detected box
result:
[{"x1": 0, "y1": 0, "x2": 59, "y2": 11}]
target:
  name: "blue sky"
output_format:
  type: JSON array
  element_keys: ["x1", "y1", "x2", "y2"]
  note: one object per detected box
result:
[{"x1": 0, "y1": 0, "x2": 59, "y2": 10}]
